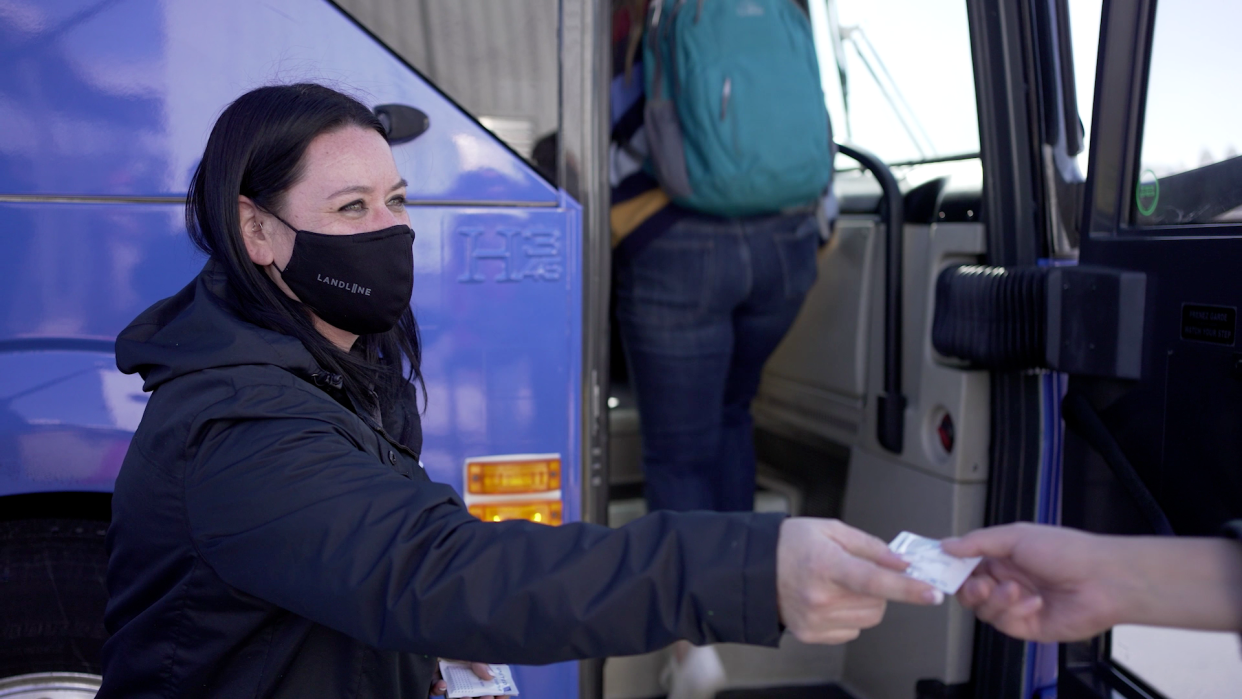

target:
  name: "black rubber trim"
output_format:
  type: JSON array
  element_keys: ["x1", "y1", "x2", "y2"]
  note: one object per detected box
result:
[
  {"x1": 838, "y1": 143, "x2": 905, "y2": 454},
  {"x1": 0, "y1": 492, "x2": 113, "y2": 522},
  {"x1": 0, "y1": 338, "x2": 116, "y2": 354},
  {"x1": 968, "y1": 0, "x2": 1049, "y2": 691}
]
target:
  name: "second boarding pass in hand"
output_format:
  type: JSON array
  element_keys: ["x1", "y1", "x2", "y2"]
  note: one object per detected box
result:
[
  {"x1": 438, "y1": 660, "x2": 520, "y2": 698},
  {"x1": 888, "y1": 530, "x2": 983, "y2": 595}
]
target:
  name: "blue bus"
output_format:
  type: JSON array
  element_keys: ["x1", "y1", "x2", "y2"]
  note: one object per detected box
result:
[{"x1": 1, "y1": 1, "x2": 1240, "y2": 698}]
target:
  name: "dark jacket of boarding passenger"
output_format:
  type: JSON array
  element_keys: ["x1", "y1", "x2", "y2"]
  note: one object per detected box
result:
[{"x1": 98, "y1": 260, "x2": 784, "y2": 699}]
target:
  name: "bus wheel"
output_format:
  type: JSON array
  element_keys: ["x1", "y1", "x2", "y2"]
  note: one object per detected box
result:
[
  {"x1": 0, "y1": 519, "x2": 109, "y2": 686},
  {"x1": 0, "y1": 672, "x2": 101, "y2": 698}
]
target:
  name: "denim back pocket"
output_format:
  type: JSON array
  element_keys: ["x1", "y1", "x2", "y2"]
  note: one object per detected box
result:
[
  {"x1": 615, "y1": 232, "x2": 718, "y2": 327},
  {"x1": 773, "y1": 215, "x2": 820, "y2": 300}
]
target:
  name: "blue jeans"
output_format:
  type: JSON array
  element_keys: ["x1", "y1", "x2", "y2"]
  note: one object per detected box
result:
[{"x1": 614, "y1": 212, "x2": 819, "y2": 512}]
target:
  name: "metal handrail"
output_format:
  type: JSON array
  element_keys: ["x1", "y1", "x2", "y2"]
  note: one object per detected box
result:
[{"x1": 837, "y1": 143, "x2": 906, "y2": 454}]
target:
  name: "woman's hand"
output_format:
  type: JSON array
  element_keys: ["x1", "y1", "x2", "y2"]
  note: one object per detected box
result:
[
  {"x1": 430, "y1": 661, "x2": 509, "y2": 699},
  {"x1": 776, "y1": 518, "x2": 943, "y2": 644}
]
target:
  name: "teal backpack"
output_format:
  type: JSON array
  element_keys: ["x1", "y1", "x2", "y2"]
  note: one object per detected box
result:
[{"x1": 642, "y1": 0, "x2": 834, "y2": 217}]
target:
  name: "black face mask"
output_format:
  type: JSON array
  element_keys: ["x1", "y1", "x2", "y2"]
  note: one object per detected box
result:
[{"x1": 270, "y1": 214, "x2": 415, "y2": 335}]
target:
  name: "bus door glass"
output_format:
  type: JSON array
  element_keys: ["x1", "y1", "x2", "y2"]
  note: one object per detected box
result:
[{"x1": 1061, "y1": 0, "x2": 1242, "y2": 696}]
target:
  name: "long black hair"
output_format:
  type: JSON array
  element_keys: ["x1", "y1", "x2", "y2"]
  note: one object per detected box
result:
[{"x1": 186, "y1": 83, "x2": 423, "y2": 420}]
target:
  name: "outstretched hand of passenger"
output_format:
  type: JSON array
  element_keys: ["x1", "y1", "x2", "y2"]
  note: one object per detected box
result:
[
  {"x1": 776, "y1": 518, "x2": 943, "y2": 644},
  {"x1": 942, "y1": 523, "x2": 1124, "y2": 643}
]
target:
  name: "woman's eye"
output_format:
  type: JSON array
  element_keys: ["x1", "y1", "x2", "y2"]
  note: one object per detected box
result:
[
  {"x1": 388, "y1": 195, "x2": 407, "y2": 208},
  {"x1": 339, "y1": 200, "x2": 365, "y2": 212}
]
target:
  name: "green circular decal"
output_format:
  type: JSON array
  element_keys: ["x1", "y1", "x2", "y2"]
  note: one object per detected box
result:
[{"x1": 1136, "y1": 169, "x2": 1160, "y2": 217}]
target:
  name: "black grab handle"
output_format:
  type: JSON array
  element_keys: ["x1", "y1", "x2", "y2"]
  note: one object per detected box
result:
[{"x1": 837, "y1": 143, "x2": 906, "y2": 454}]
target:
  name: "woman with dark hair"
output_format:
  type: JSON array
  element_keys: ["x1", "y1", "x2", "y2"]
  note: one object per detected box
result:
[{"x1": 101, "y1": 83, "x2": 939, "y2": 699}]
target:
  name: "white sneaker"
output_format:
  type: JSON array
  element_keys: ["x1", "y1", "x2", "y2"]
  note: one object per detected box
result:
[{"x1": 662, "y1": 644, "x2": 727, "y2": 699}]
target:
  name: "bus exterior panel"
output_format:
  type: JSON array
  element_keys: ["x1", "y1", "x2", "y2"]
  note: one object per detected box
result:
[{"x1": 0, "y1": 1, "x2": 582, "y2": 696}]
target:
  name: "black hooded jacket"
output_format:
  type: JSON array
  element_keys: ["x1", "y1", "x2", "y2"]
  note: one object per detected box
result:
[{"x1": 100, "y1": 261, "x2": 784, "y2": 699}]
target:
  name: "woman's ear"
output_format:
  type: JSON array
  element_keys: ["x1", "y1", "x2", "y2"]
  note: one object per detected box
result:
[{"x1": 238, "y1": 195, "x2": 275, "y2": 266}]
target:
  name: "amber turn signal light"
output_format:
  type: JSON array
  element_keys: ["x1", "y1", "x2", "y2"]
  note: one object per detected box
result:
[
  {"x1": 466, "y1": 457, "x2": 561, "y2": 495},
  {"x1": 468, "y1": 500, "x2": 562, "y2": 526}
]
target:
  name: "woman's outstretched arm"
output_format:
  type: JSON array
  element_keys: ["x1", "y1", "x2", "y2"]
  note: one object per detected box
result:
[{"x1": 184, "y1": 386, "x2": 937, "y2": 663}]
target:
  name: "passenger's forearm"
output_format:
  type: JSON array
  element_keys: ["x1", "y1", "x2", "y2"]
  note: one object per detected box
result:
[{"x1": 1108, "y1": 536, "x2": 1242, "y2": 631}]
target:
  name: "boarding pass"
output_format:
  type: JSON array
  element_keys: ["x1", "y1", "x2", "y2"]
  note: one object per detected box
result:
[
  {"x1": 888, "y1": 531, "x2": 982, "y2": 595},
  {"x1": 438, "y1": 660, "x2": 520, "y2": 698}
]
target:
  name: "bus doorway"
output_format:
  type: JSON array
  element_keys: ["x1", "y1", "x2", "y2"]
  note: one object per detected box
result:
[
  {"x1": 609, "y1": 0, "x2": 1242, "y2": 698},
  {"x1": 606, "y1": 0, "x2": 992, "y2": 697}
]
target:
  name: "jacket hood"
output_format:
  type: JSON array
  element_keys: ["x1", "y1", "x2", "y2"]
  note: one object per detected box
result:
[{"x1": 116, "y1": 260, "x2": 322, "y2": 391}]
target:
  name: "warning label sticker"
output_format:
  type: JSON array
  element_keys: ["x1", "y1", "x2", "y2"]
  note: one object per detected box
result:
[{"x1": 1181, "y1": 304, "x2": 1236, "y2": 345}]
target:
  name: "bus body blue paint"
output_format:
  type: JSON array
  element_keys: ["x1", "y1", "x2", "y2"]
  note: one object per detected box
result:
[
  {"x1": 0, "y1": 1, "x2": 580, "y2": 695},
  {"x1": 0, "y1": 0, "x2": 556, "y2": 203}
]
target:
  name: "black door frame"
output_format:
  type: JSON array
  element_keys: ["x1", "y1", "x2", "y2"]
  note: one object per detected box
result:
[
  {"x1": 1059, "y1": 5, "x2": 1160, "y2": 696},
  {"x1": 966, "y1": 0, "x2": 1065, "y2": 695}
]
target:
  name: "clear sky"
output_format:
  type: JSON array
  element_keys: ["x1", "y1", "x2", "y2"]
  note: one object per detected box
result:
[
  {"x1": 815, "y1": 0, "x2": 1238, "y2": 178},
  {"x1": 1139, "y1": 0, "x2": 1241, "y2": 175},
  {"x1": 817, "y1": 0, "x2": 979, "y2": 163}
]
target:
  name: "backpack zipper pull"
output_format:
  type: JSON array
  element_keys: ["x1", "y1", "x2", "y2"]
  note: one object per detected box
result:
[{"x1": 721, "y1": 77, "x2": 732, "y2": 121}]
